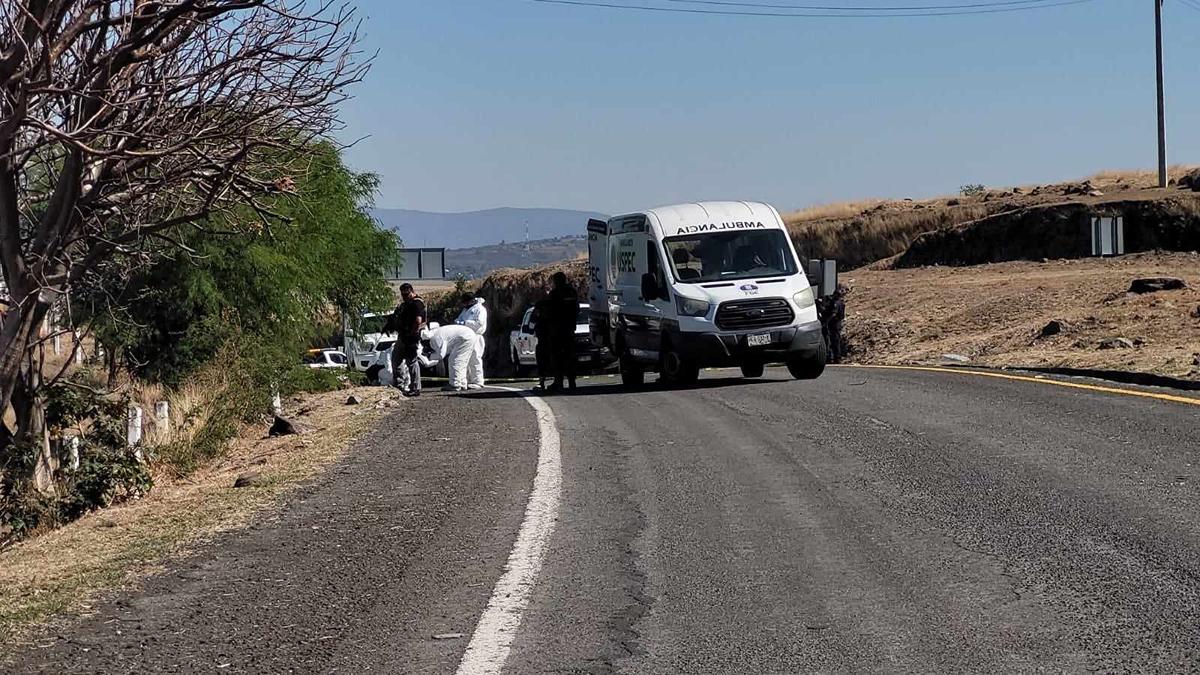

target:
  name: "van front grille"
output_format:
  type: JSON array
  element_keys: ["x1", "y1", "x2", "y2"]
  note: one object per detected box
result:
[{"x1": 714, "y1": 298, "x2": 794, "y2": 331}]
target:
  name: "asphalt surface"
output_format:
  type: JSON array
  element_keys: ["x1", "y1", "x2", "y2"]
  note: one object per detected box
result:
[
  {"x1": 503, "y1": 367, "x2": 1200, "y2": 673},
  {"x1": 7, "y1": 366, "x2": 1200, "y2": 673}
]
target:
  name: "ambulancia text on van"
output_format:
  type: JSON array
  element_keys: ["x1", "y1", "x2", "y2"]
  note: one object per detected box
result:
[{"x1": 588, "y1": 201, "x2": 826, "y2": 386}]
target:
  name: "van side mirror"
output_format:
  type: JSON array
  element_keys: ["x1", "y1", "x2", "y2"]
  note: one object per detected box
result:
[{"x1": 640, "y1": 273, "x2": 660, "y2": 301}]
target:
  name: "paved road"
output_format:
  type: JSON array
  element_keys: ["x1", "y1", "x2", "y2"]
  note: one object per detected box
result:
[
  {"x1": 7, "y1": 366, "x2": 1200, "y2": 673},
  {"x1": 505, "y1": 367, "x2": 1200, "y2": 673}
]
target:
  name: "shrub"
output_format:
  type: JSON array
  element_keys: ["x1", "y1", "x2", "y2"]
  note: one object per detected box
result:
[
  {"x1": 1, "y1": 386, "x2": 152, "y2": 544},
  {"x1": 960, "y1": 184, "x2": 986, "y2": 197}
]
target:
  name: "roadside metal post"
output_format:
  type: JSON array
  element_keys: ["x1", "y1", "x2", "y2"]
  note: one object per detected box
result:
[{"x1": 52, "y1": 332, "x2": 61, "y2": 355}]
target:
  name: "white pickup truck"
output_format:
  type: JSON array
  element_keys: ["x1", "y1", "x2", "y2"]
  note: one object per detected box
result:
[
  {"x1": 344, "y1": 312, "x2": 396, "y2": 372},
  {"x1": 509, "y1": 302, "x2": 611, "y2": 374}
]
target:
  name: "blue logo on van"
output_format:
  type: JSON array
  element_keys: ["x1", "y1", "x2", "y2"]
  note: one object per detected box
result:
[{"x1": 739, "y1": 284, "x2": 759, "y2": 295}]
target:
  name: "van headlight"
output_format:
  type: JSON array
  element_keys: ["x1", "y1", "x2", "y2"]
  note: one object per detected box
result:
[
  {"x1": 675, "y1": 295, "x2": 710, "y2": 317},
  {"x1": 793, "y1": 287, "x2": 816, "y2": 310}
]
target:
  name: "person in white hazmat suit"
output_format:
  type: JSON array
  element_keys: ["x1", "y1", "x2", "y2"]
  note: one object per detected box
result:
[
  {"x1": 421, "y1": 322, "x2": 478, "y2": 392},
  {"x1": 454, "y1": 294, "x2": 488, "y2": 389},
  {"x1": 369, "y1": 343, "x2": 438, "y2": 388}
]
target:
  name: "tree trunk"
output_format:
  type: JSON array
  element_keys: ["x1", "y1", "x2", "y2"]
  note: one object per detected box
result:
[
  {"x1": 10, "y1": 365, "x2": 56, "y2": 495},
  {"x1": 0, "y1": 290, "x2": 57, "y2": 495},
  {"x1": 106, "y1": 346, "x2": 120, "y2": 389}
]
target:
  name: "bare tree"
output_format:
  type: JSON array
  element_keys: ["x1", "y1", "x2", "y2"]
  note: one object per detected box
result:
[{"x1": 0, "y1": 0, "x2": 366, "y2": 491}]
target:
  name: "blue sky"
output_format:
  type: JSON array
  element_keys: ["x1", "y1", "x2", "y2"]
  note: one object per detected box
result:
[{"x1": 339, "y1": 0, "x2": 1200, "y2": 215}]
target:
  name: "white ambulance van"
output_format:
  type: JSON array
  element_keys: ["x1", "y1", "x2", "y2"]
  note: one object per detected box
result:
[{"x1": 588, "y1": 201, "x2": 826, "y2": 387}]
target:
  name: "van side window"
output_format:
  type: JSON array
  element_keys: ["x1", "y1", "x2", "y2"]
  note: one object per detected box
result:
[{"x1": 647, "y1": 241, "x2": 669, "y2": 300}]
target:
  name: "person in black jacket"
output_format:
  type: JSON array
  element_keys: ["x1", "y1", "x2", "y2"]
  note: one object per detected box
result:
[
  {"x1": 389, "y1": 283, "x2": 426, "y2": 396},
  {"x1": 546, "y1": 272, "x2": 579, "y2": 392}
]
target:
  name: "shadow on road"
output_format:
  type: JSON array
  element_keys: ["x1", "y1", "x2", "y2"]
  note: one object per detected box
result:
[{"x1": 461, "y1": 376, "x2": 783, "y2": 400}]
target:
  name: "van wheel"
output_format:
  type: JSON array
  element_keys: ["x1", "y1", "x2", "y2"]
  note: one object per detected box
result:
[
  {"x1": 786, "y1": 339, "x2": 828, "y2": 380},
  {"x1": 740, "y1": 361, "x2": 765, "y2": 378},
  {"x1": 619, "y1": 353, "x2": 645, "y2": 387},
  {"x1": 660, "y1": 346, "x2": 700, "y2": 385}
]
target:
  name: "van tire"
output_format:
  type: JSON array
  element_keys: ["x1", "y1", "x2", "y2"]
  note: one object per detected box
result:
[
  {"x1": 786, "y1": 339, "x2": 827, "y2": 380},
  {"x1": 740, "y1": 361, "x2": 765, "y2": 378},
  {"x1": 619, "y1": 353, "x2": 645, "y2": 387},
  {"x1": 660, "y1": 345, "x2": 700, "y2": 385}
]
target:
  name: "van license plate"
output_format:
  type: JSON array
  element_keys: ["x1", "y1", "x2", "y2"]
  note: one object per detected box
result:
[{"x1": 747, "y1": 333, "x2": 771, "y2": 347}]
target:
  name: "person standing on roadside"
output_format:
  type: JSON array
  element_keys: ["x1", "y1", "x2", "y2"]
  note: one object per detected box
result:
[
  {"x1": 455, "y1": 293, "x2": 488, "y2": 390},
  {"x1": 391, "y1": 283, "x2": 426, "y2": 397},
  {"x1": 827, "y1": 285, "x2": 847, "y2": 364},
  {"x1": 546, "y1": 271, "x2": 579, "y2": 392},
  {"x1": 531, "y1": 296, "x2": 555, "y2": 391}
]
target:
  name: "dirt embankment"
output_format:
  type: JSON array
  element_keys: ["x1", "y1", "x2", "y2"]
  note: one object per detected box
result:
[
  {"x1": 785, "y1": 168, "x2": 1200, "y2": 270},
  {"x1": 843, "y1": 253, "x2": 1200, "y2": 380},
  {"x1": 895, "y1": 194, "x2": 1200, "y2": 268}
]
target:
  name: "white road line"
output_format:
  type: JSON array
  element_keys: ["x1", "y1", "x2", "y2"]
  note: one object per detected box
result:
[{"x1": 456, "y1": 388, "x2": 562, "y2": 675}]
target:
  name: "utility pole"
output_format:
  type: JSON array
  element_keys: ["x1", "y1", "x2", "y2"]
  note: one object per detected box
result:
[{"x1": 1155, "y1": 0, "x2": 1167, "y2": 188}]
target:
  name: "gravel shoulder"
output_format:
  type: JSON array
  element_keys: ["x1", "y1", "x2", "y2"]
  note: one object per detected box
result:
[{"x1": 2, "y1": 389, "x2": 538, "y2": 674}]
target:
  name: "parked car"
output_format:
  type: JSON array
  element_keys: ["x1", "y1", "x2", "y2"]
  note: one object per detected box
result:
[
  {"x1": 344, "y1": 312, "x2": 396, "y2": 371},
  {"x1": 510, "y1": 302, "x2": 612, "y2": 374},
  {"x1": 304, "y1": 348, "x2": 348, "y2": 369}
]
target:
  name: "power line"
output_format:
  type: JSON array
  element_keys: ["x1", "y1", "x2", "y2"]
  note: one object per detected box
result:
[
  {"x1": 530, "y1": 0, "x2": 1100, "y2": 17},
  {"x1": 665, "y1": 0, "x2": 1071, "y2": 11},
  {"x1": 1177, "y1": 0, "x2": 1200, "y2": 13}
]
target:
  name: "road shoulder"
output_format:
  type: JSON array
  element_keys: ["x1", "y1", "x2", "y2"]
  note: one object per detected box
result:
[{"x1": 2, "y1": 390, "x2": 538, "y2": 674}]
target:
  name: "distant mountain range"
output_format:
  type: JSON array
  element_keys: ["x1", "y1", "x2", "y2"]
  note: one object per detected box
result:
[
  {"x1": 371, "y1": 207, "x2": 606, "y2": 250},
  {"x1": 445, "y1": 235, "x2": 587, "y2": 280}
]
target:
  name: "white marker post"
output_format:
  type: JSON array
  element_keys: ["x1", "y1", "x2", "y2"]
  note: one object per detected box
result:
[
  {"x1": 155, "y1": 401, "x2": 170, "y2": 433},
  {"x1": 127, "y1": 405, "x2": 143, "y2": 460}
]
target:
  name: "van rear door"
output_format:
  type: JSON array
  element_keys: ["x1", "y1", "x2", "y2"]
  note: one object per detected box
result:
[{"x1": 607, "y1": 215, "x2": 665, "y2": 359}]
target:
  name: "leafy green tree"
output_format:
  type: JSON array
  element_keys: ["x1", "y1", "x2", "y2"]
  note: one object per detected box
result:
[{"x1": 76, "y1": 142, "x2": 397, "y2": 388}]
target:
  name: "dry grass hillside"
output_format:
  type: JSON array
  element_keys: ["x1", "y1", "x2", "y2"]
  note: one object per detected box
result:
[
  {"x1": 843, "y1": 253, "x2": 1200, "y2": 380},
  {"x1": 785, "y1": 167, "x2": 1200, "y2": 269}
]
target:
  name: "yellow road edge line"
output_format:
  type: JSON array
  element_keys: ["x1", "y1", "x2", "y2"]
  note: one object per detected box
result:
[{"x1": 837, "y1": 364, "x2": 1200, "y2": 408}]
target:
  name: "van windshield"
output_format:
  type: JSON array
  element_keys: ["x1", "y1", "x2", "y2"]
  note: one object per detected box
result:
[{"x1": 664, "y1": 229, "x2": 798, "y2": 283}]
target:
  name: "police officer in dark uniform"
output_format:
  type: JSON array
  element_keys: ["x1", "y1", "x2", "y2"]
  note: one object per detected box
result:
[
  {"x1": 827, "y1": 285, "x2": 846, "y2": 363},
  {"x1": 546, "y1": 271, "x2": 579, "y2": 392}
]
